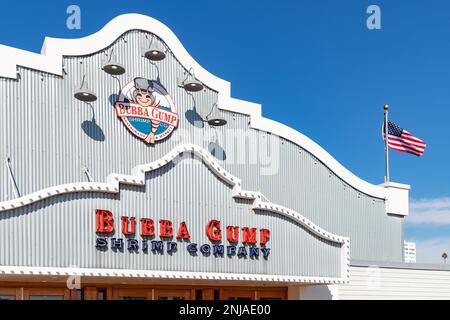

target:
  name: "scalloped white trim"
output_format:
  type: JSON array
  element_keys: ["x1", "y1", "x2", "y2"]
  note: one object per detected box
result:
[
  {"x1": 0, "y1": 144, "x2": 342, "y2": 244},
  {"x1": 0, "y1": 13, "x2": 409, "y2": 208},
  {"x1": 0, "y1": 266, "x2": 349, "y2": 285},
  {"x1": 0, "y1": 143, "x2": 350, "y2": 281}
]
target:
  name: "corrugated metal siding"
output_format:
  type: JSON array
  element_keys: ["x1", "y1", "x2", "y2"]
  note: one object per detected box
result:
[
  {"x1": 338, "y1": 266, "x2": 450, "y2": 299},
  {"x1": 0, "y1": 29, "x2": 402, "y2": 266},
  {"x1": 0, "y1": 157, "x2": 341, "y2": 277},
  {"x1": 218, "y1": 116, "x2": 403, "y2": 263}
]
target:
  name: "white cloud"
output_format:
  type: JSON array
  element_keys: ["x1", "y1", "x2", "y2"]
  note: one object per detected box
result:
[
  {"x1": 407, "y1": 198, "x2": 450, "y2": 224},
  {"x1": 411, "y1": 237, "x2": 450, "y2": 264}
]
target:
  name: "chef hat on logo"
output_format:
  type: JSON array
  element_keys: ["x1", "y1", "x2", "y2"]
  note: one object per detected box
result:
[{"x1": 134, "y1": 77, "x2": 154, "y2": 92}]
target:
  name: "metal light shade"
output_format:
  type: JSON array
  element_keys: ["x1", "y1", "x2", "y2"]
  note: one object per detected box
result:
[
  {"x1": 74, "y1": 88, "x2": 97, "y2": 102},
  {"x1": 206, "y1": 104, "x2": 227, "y2": 126},
  {"x1": 183, "y1": 79, "x2": 204, "y2": 92},
  {"x1": 102, "y1": 62, "x2": 126, "y2": 75},
  {"x1": 144, "y1": 48, "x2": 166, "y2": 61},
  {"x1": 207, "y1": 116, "x2": 227, "y2": 127}
]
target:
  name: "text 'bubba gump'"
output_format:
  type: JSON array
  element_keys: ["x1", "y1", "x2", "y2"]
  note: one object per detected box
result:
[{"x1": 95, "y1": 209, "x2": 271, "y2": 258}]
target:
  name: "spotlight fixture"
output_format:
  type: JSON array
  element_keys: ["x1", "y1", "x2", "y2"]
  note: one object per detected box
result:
[
  {"x1": 178, "y1": 68, "x2": 204, "y2": 92},
  {"x1": 143, "y1": 35, "x2": 166, "y2": 61},
  {"x1": 74, "y1": 75, "x2": 97, "y2": 102},
  {"x1": 102, "y1": 63, "x2": 126, "y2": 76},
  {"x1": 207, "y1": 116, "x2": 227, "y2": 127},
  {"x1": 102, "y1": 62, "x2": 126, "y2": 75},
  {"x1": 74, "y1": 89, "x2": 97, "y2": 102},
  {"x1": 102, "y1": 49, "x2": 126, "y2": 75},
  {"x1": 206, "y1": 103, "x2": 227, "y2": 127},
  {"x1": 183, "y1": 79, "x2": 204, "y2": 92},
  {"x1": 144, "y1": 48, "x2": 166, "y2": 61}
]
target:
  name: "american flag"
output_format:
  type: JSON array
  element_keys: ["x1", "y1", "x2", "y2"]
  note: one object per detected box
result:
[{"x1": 384, "y1": 120, "x2": 427, "y2": 157}]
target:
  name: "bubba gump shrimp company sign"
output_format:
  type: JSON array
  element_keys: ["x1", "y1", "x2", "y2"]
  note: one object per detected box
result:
[
  {"x1": 114, "y1": 77, "x2": 179, "y2": 144},
  {"x1": 95, "y1": 209, "x2": 271, "y2": 259}
]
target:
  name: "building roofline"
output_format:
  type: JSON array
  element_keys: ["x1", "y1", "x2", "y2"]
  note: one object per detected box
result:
[
  {"x1": 351, "y1": 260, "x2": 450, "y2": 272},
  {"x1": 0, "y1": 13, "x2": 409, "y2": 207}
]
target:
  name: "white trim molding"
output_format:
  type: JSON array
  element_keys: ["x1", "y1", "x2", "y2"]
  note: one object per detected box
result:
[
  {"x1": 0, "y1": 266, "x2": 348, "y2": 285},
  {"x1": 380, "y1": 182, "x2": 410, "y2": 216},
  {"x1": 0, "y1": 13, "x2": 409, "y2": 214}
]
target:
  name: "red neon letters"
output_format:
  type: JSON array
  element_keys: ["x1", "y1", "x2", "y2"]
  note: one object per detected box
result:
[
  {"x1": 242, "y1": 227, "x2": 257, "y2": 244},
  {"x1": 121, "y1": 216, "x2": 136, "y2": 235},
  {"x1": 226, "y1": 226, "x2": 239, "y2": 243},
  {"x1": 96, "y1": 209, "x2": 115, "y2": 233},
  {"x1": 177, "y1": 221, "x2": 190, "y2": 239},
  {"x1": 260, "y1": 228, "x2": 271, "y2": 245},
  {"x1": 140, "y1": 218, "x2": 155, "y2": 237},
  {"x1": 159, "y1": 220, "x2": 173, "y2": 237},
  {"x1": 95, "y1": 210, "x2": 270, "y2": 244},
  {"x1": 206, "y1": 220, "x2": 222, "y2": 241}
]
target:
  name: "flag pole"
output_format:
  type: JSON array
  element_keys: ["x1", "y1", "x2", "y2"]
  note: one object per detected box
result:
[{"x1": 384, "y1": 104, "x2": 390, "y2": 183}]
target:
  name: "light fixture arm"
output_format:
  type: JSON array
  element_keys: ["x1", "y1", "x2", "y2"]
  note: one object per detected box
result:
[
  {"x1": 79, "y1": 74, "x2": 86, "y2": 90},
  {"x1": 4, "y1": 155, "x2": 20, "y2": 198},
  {"x1": 82, "y1": 166, "x2": 94, "y2": 182},
  {"x1": 145, "y1": 34, "x2": 155, "y2": 49},
  {"x1": 146, "y1": 34, "x2": 166, "y2": 52},
  {"x1": 112, "y1": 75, "x2": 123, "y2": 96},
  {"x1": 87, "y1": 102, "x2": 96, "y2": 121},
  {"x1": 107, "y1": 48, "x2": 115, "y2": 63},
  {"x1": 78, "y1": 59, "x2": 88, "y2": 88},
  {"x1": 205, "y1": 102, "x2": 218, "y2": 119},
  {"x1": 180, "y1": 67, "x2": 195, "y2": 84},
  {"x1": 188, "y1": 93, "x2": 213, "y2": 124}
]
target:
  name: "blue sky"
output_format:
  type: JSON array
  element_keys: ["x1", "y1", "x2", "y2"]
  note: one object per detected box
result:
[{"x1": 1, "y1": 0, "x2": 449, "y2": 263}]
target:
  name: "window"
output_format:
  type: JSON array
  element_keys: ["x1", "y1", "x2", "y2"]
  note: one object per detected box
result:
[
  {"x1": 155, "y1": 289, "x2": 190, "y2": 300},
  {"x1": 29, "y1": 295, "x2": 64, "y2": 300},
  {"x1": 97, "y1": 289, "x2": 107, "y2": 300},
  {"x1": 23, "y1": 288, "x2": 69, "y2": 300},
  {"x1": 158, "y1": 296, "x2": 185, "y2": 300},
  {"x1": 120, "y1": 296, "x2": 146, "y2": 300},
  {"x1": 228, "y1": 297, "x2": 251, "y2": 300},
  {"x1": 221, "y1": 289, "x2": 254, "y2": 300},
  {"x1": 112, "y1": 289, "x2": 150, "y2": 300},
  {"x1": 76, "y1": 289, "x2": 84, "y2": 300},
  {"x1": 257, "y1": 289, "x2": 286, "y2": 300},
  {"x1": 0, "y1": 289, "x2": 18, "y2": 300}
]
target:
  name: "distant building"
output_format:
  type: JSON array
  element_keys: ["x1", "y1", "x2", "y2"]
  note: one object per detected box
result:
[{"x1": 404, "y1": 241, "x2": 417, "y2": 263}]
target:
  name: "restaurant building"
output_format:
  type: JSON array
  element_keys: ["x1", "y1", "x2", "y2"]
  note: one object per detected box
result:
[{"x1": 0, "y1": 13, "x2": 449, "y2": 300}]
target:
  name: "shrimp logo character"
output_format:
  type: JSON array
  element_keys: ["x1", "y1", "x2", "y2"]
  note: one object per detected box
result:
[{"x1": 114, "y1": 78, "x2": 179, "y2": 144}]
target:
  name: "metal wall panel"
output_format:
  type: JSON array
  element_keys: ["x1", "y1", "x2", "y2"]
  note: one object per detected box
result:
[
  {"x1": 0, "y1": 157, "x2": 341, "y2": 277},
  {"x1": 0, "y1": 30, "x2": 402, "y2": 267},
  {"x1": 218, "y1": 122, "x2": 404, "y2": 263},
  {"x1": 339, "y1": 266, "x2": 450, "y2": 300}
]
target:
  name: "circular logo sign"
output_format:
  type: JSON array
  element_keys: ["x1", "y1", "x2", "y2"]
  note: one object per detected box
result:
[{"x1": 114, "y1": 77, "x2": 179, "y2": 144}]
